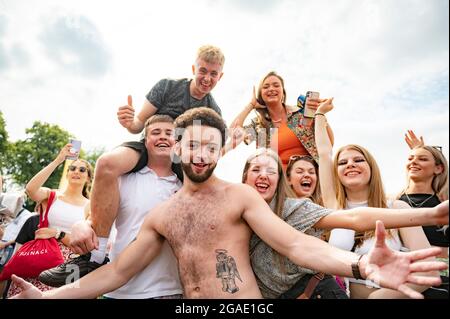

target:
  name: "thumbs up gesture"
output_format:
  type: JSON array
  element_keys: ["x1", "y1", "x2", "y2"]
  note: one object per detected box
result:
[{"x1": 117, "y1": 95, "x2": 135, "y2": 129}]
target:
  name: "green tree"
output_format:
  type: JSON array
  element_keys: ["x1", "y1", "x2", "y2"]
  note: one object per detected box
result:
[
  {"x1": 6, "y1": 121, "x2": 72, "y2": 190},
  {"x1": 0, "y1": 110, "x2": 8, "y2": 171},
  {"x1": 81, "y1": 147, "x2": 105, "y2": 171}
]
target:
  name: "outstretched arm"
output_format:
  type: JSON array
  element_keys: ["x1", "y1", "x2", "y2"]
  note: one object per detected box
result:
[
  {"x1": 314, "y1": 200, "x2": 449, "y2": 231},
  {"x1": 11, "y1": 211, "x2": 165, "y2": 299},
  {"x1": 369, "y1": 214, "x2": 438, "y2": 298},
  {"x1": 241, "y1": 185, "x2": 357, "y2": 277},
  {"x1": 241, "y1": 185, "x2": 446, "y2": 298}
]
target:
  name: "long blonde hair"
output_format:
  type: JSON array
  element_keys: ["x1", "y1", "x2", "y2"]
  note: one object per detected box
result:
[{"x1": 333, "y1": 144, "x2": 389, "y2": 243}]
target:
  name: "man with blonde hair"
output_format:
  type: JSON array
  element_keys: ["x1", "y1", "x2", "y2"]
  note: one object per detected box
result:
[{"x1": 39, "y1": 45, "x2": 226, "y2": 286}]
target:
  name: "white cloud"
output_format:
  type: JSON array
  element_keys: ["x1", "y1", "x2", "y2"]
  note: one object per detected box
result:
[{"x1": 0, "y1": 0, "x2": 448, "y2": 195}]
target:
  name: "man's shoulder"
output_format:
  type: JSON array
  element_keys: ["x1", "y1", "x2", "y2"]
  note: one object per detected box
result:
[
  {"x1": 207, "y1": 96, "x2": 221, "y2": 114},
  {"x1": 155, "y1": 192, "x2": 179, "y2": 210},
  {"x1": 142, "y1": 197, "x2": 173, "y2": 225},
  {"x1": 225, "y1": 182, "x2": 258, "y2": 198},
  {"x1": 157, "y1": 78, "x2": 189, "y2": 88}
]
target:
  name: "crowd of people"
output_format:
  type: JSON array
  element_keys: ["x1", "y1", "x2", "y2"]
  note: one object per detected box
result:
[{"x1": 0, "y1": 45, "x2": 448, "y2": 300}]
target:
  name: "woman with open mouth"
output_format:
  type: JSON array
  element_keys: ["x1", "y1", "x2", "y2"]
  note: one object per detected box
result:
[
  {"x1": 229, "y1": 71, "x2": 334, "y2": 170},
  {"x1": 311, "y1": 101, "x2": 443, "y2": 299},
  {"x1": 285, "y1": 155, "x2": 323, "y2": 206},
  {"x1": 241, "y1": 148, "x2": 448, "y2": 299}
]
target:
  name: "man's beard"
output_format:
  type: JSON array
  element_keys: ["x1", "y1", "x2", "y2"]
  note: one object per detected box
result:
[{"x1": 182, "y1": 162, "x2": 217, "y2": 183}]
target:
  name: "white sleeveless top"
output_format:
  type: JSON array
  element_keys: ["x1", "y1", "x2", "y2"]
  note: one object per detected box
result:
[
  {"x1": 47, "y1": 198, "x2": 86, "y2": 233},
  {"x1": 328, "y1": 200, "x2": 403, "y2": 288}
]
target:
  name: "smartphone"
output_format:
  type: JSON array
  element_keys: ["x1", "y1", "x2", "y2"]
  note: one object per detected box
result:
[
  {"x1": 304, "y1": 91, "x2": 320, "y2": 118},
  {"x1": 66, "y1": 139, "x2": 81, "y2": 160}
]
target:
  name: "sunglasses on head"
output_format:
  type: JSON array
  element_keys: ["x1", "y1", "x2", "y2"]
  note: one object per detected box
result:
[
  {"x1": 431, "y1": 146, "x2": 443, "y2": 152},
  {"x1": 288, "y1": 155, "x2": 314, "y2": 164},
  {"x1": 68, "y1": 165, "x2": 87, "y2": 173}
]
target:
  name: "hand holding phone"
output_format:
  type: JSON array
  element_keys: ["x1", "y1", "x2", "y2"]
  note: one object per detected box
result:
[
  {"x1": 304, "y1": 91, "x2": 320, "y2": 118},
  {"x1": 66, "y1": 139, "x2": 81, "y2": 160}
]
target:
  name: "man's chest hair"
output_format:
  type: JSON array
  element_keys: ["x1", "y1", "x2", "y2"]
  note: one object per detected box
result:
[{"x1": 161, "y1": 193, "x2": 238, "y2": 249}]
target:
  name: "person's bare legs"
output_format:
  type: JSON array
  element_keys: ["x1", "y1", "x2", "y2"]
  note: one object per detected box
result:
[{"x1": 88, "y1": 146, "x2": 140, "y2": 263}]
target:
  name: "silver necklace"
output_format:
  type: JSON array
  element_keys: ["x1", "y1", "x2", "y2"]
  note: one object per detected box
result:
[{"x1": 404, "y1": 193, "x2": 435, "y2": 208}]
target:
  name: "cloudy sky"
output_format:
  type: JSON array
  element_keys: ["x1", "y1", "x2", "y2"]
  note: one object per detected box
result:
[{"x1": 0, "y1": 0, "x2": 448, "y2": 195}]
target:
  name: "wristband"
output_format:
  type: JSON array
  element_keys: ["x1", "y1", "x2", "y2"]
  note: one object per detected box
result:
[
  {"x1": 57, "y1": 231, "x2": 66, "y2": 241},
  {"x1": 314, "y1": 112, "x2": 325, "y2": 117},
  {"x1": 351, "y1": 255, "x2": 365, "y2": 280}
]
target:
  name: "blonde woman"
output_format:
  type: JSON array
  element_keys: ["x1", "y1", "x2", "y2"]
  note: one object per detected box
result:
[
  {"x1": 398, "y1": 130, "x2": 449, "y2": 297},
  {"x1": 230, "y1": 71, "x2": 334, "y2": 169},
  {"x1": 5, "y1": 143, "x2": 93, "y2": 297},
  {"x1": 312, "y1": 104, "x2": 440, "y2": 298},
  {"x1": 242, "y1": 148, "x2": 448, "y2": 299}
]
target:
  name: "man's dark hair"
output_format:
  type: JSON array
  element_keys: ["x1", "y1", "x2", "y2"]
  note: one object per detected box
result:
[
  {"x1": 174, "y1": 107, "x2": 226, "y2": 146},
  {"x1": 144, "y1": 114, "x2": 174, "y2": 138}
]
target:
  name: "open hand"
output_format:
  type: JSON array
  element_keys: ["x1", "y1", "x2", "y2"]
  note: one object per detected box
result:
[
  {"x1": 364, "y1": 221, "x2": 446, "y2": 299},
  {"x1": 250, "y1": 86, "x2": 266, "y2": 109},
  {"x1": 405, "y1": 130, "x2": 425, "y2": 149},
  {"x1": 9, "y1": 275, "x2": 44, "y2": 299},
  {"x1": 117, "y1": 95, "x2": 135, "y2": 129},
  {"x1": 317, "y1": 98, "x2": 334, "y2": 115},
  {"x1": 230, "y1": 127, "x2": 246, "y2": 148}
]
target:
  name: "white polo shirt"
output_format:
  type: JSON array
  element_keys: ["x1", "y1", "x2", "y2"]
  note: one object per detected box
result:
[{"x1": 105, "y1": 166, "x2": 183, "y2": 299}]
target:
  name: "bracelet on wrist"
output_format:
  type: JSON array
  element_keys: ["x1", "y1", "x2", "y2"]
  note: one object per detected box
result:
[
  {"x1": 314, "y1": 112, "x2": 325, "y2": 117},
  {"x1": 57, "y1": 231, "x2": 66, "y2": 241},
  {"x1": 54, "y1": 228, "x2": 61, "y2": 240},
  {"x1": 351, "y1": 254, "x2": 365, "y2": 280}
]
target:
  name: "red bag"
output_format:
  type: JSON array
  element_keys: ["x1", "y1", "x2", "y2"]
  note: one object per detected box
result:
[{"x1": 0, "y1": 191, "x2": 64, "y2": 280}]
